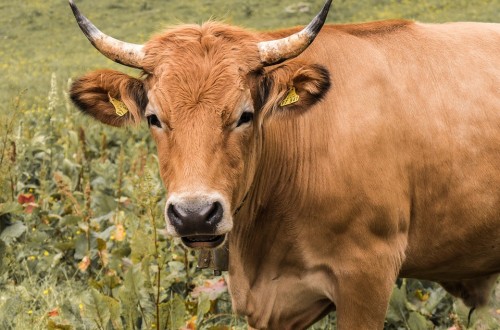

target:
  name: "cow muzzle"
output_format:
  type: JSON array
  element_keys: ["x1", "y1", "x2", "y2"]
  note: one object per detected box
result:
[{"x1": 165, "y1": 192, "x2": 232, "y2": 249}]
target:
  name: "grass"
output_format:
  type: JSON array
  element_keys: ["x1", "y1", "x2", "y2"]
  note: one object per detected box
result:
[{"x1": 0, "y1": 0, "x2": 499, "y2": 329}]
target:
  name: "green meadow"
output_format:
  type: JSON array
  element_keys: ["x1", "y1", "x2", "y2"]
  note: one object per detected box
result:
[{"x1": 0, "y1": 0, "x2": 498, "y2": 329}]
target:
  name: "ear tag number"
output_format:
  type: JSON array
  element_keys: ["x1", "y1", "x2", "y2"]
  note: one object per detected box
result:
[
  {"x1": 280, "y1": 87, "x2": 300, "y2": 107},
  {"x1": 108, "y1": 93, "x2": 129, "y2": 117}
]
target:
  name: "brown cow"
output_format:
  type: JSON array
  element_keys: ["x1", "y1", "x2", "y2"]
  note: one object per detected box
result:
[{"x1": 68, "y1": 0, "x2": 500, "y2": 328}]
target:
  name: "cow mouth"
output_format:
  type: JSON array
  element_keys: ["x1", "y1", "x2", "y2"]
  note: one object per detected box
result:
[{"x1": 181, "y1": 234, "x2": 225, "y2": 249}]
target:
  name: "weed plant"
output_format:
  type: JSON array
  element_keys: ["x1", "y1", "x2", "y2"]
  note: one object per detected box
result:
[{"x1": 0, "y1": 1, "x2": 498, "y2": 329}]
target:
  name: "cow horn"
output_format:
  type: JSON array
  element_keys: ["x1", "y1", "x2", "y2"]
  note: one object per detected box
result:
[
  {"x1": 69, "y1": 0, "x2": 145, "y2": 69},
  {"x1": 258, "y1": 0, "x2": 332, "y2": 66}
]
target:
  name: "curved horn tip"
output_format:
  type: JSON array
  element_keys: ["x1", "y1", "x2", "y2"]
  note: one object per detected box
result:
[
  {"x1": 68, "y1": 0, "x2": 145, "y2": 69},
  {"x1": 306, "y1": 0, "x2": 333, "y2": 35},
  {"x1": 68, "y1": 0, "x2": 76, "y2": 14},
  {"x1": 68, "y1": 0, "x2": 78, "y2": 13},
  {"x1": 258, "y1": 0, "x2": 333, "y2": 66}
]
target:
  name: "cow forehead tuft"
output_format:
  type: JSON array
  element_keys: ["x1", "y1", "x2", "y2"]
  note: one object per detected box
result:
[{"x1": 142, "y1": 22, "x2": 262, "y2": 75}]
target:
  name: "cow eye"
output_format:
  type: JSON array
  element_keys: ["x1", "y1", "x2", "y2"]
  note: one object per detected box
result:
[
  {"x1": 147, "y1": 114, "x2": 162, "y2": 128},
  {"x1": 236, "y1": 112, "x2": 253, "y2": 127}
]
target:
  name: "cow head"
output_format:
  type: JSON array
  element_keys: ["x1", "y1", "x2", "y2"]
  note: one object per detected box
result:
[{"x1": 69, "y1": 0, "x2": 332, "y2": 249}]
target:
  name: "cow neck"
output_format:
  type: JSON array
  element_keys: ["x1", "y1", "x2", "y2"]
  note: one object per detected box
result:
[
  {"x1": 229, "y1": 119, "x2": 308, "y2": 281},
  {"x1": 233, "y1": 185, "x2": 251, "y2": 216}
]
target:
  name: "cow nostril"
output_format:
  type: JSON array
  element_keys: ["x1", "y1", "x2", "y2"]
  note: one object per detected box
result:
[
  {"x1": 205, "y1": 202, "x2": 223, "y2": 224},
  {"x1": 167, "y1": 204, "x2": 183, "y2": 226},
  {"x1": 167, "y1": 201, "x2": 223, "y2": 225}
]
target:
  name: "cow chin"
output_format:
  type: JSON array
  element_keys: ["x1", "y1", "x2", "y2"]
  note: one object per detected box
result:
[
  {"x1": 164, "y1": 190, "x2": 233, "y2": 249},
  {"x1": 179, "y1": 216, "x2": 232, "y2": 249},
  {"x1": 180, "y1": 234, "x2": 227, "y2": 249}
]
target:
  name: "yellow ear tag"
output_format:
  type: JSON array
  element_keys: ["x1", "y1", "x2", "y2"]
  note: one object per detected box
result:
[
  {"x1": 108, "y1": 93, "x2": 129, "y2": 117},
  {"x1": 280, "y1": 87, "x2": 300, "y2": 107}
]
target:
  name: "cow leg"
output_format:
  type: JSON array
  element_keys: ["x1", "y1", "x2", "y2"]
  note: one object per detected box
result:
[
  {"x1": 334, "y1": 270, "x2": 397, "y2": 330},
  {"x1": 439, "y1": 274, "x2": 498, "y2": 308}
]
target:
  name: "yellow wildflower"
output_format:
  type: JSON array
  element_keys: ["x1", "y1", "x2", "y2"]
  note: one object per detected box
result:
[
  {"x1": 415, "y1": 289, "x2": 430, "y2": 301},
  {"x1": 114, "y1": 224, "x2": 126, "y2": 241}
]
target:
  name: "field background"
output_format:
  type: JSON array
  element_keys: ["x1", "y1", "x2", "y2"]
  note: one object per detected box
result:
[{"x1": 0, "y1": 0, "x2": 498, "y2": 329}]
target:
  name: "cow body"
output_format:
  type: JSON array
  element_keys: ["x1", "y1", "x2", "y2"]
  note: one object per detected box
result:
[
  {"x1": 225, "y1": 21, "x2": 500, "y2": 329},
  {"x1": 68, "y1": 0, "x2": 500, "y2": 327}
]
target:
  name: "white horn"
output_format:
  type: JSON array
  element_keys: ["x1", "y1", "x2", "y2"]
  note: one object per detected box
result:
[
  {"x1": 258, "y1": 0, "x2": 332, "y2": 66},
  {"x1": 69, "y1": 0, "x2": 145, "y2": 69}
]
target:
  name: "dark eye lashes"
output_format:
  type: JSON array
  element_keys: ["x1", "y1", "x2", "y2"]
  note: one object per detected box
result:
[
  {"x1": 147, "y1": 114, "x2": 162, "y2": 128},
  {"x1": 236, "y1": 112, "x2": 254, "y2": 127}
]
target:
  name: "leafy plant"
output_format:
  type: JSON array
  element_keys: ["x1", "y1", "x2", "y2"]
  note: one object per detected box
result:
[{"x1": 0, "y1": 1, "x2": 498, "y2": 329}]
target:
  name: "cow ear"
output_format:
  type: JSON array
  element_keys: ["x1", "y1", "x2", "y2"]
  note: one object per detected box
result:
[
  {"x1": 70, "y1": 69, "x2": 148, "y2": 127},
  {"x1": 261, "y1": 63, "x2": 331, "y2": 117}
]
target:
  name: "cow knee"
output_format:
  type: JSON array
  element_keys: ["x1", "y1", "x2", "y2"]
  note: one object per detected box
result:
[{"x1": 440, "y1": 275, "x2": 498, "y2": 308}]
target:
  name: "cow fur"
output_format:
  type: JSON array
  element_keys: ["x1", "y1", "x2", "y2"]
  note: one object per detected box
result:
[{"x1": 70, "y1": 19, "x2": 500, "y2": 329}]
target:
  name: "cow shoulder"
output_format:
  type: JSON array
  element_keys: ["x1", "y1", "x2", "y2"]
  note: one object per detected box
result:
[
  {"x1": 70, "y1": 69, "x2": 148, "y2": 127},
  {"x1": 259, "y1": 61, "x2": 331, "y2": 116}
]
